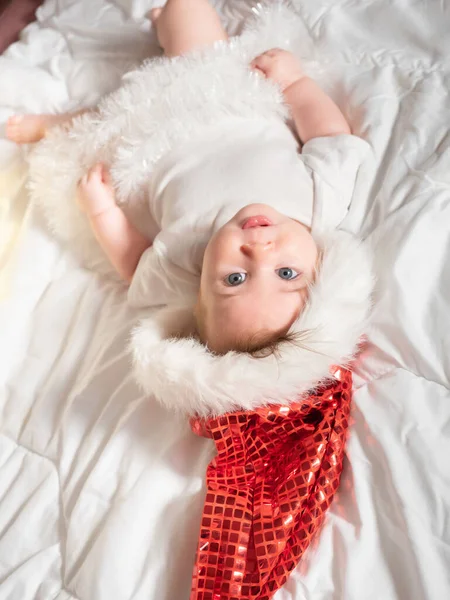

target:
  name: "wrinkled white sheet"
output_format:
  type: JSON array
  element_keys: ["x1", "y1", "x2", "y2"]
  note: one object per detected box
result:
[{"x1": 0, "y1": 1, "x2": 449, "y2": 599}]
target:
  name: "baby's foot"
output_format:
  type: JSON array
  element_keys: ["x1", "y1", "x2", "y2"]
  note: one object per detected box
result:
[
  {"x1": 78, "y1": 163, "x2": 116, "y2": 217},
  {"x1": 6, "y1": 114, "x2": 69, "y2": 144}
]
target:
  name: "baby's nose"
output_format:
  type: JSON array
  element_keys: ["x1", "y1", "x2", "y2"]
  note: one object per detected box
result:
[{"x1": 240, "y1": 241, "x2": 274, "y2": 258}]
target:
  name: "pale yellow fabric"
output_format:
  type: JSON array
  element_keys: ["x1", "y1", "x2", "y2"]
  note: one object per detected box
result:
[{"x1": 0, "y1": 159, "x2": 29, "y2": 300}]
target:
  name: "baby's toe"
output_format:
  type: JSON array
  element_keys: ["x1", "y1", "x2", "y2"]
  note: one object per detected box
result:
[
  {"x1": 6, "y1": 128, "x2": 23, "y2": 143},
  {"x1": 150, "y1": 7, "x2": 163, "y2": 23},
  {"x1": 8, "y1": 115, "x2": 24, "y2": 127}
]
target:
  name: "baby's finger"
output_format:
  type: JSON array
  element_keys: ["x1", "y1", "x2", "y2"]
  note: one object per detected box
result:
[
  {"x1": 263, "y1": 48, "x2": 280, "y2": 58},
  {"x1": 87, "y1": 163, "x2": 102, "y2": 181},
  {"x1": 251, "y1": 64, "x2": 266, "y2": 77},
  {"x1": 252, "y1": 54, "x2": 268, "y2": 66},
  {"x1": 79, "y1": 174, "x2": 88, "y2": 187},
  {"x1": 100, "y1": 164, "x2": 112, "y2": 185},
  {"x1": 251, "y1": 54, "x2": 271, "y2": 73}
]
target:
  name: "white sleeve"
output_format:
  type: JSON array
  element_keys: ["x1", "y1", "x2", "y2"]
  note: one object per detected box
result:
[
  {"x1": 127, "y1": 237, "x2": 200, "y2": 309},
  {"x1": 301, "y1": 134, "x2": 372, "y2": 233}
]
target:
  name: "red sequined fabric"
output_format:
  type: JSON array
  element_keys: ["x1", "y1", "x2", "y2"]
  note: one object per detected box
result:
[{"x1": 190, "y1": 369, "x2": 352, "y2": 600}]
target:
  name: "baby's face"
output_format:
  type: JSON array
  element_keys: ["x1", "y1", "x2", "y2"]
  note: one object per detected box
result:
[{"x1": 198, "y1": 204, "x2": 318, "y2": 352}]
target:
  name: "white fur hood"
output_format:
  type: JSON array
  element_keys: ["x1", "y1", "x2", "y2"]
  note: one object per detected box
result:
[{"x1": 131, "y1": 230, "x2": 374, "y2": 417}]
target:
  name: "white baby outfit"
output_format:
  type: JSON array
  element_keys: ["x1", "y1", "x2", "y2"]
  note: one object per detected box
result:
[{"x1": 128, "y1": 117, "x2": 370, "y2": 308}]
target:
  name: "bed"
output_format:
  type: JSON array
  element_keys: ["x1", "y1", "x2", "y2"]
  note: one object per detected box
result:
[{"x1": 0, "y1": 1, "x2": 449, "y2": 599}]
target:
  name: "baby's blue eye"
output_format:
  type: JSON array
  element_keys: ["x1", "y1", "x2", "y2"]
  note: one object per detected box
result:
[
  {"x1": 277, "y1": 267, "x2": 299, "y2": 280},
  {"x1": 226, "y1": 272, "x2": 247, "y2": 286}
]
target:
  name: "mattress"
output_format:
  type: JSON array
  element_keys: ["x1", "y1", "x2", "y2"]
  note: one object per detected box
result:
[{"x1": 0, "y1": 1, "x2": 449, "y2": 599}]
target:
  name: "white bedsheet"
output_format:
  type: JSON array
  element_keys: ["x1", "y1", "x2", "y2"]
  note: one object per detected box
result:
[{"x1": 0, "y1": 1, "x2": 449, "y2": 599}]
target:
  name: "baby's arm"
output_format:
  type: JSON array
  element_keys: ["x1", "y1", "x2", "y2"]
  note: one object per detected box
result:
[
  {"x1": 78, "y1": 164, "x2": 151, "y2": 283},
  {"x1": 252, "y1": 49, "x2": 351, "y2": 143}
]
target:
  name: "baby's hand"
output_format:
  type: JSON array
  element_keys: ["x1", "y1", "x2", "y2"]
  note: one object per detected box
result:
[
  {"x1": 251, "y1": 49, "x2": 305, "y2": 91},
  {"x1": 77, "y1": 163, "x2": 116, "y2": 216}
]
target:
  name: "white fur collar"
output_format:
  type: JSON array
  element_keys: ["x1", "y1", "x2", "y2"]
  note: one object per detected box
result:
[{"x1": 131, "y1": 230, "x2": 374, "y2": 417}]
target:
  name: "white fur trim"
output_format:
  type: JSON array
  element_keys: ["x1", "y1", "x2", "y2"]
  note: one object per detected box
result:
[{"x1": 131, "y1": 230, "x2": 374, "y2": 417}]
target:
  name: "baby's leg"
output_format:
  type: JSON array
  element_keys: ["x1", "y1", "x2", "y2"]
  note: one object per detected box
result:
[
  {"x1": 151, "y1": 0, "x2": 227, "y2": 57},
  {"x1": 6, "y1": 109, "x2": 88, "y2": 144}
]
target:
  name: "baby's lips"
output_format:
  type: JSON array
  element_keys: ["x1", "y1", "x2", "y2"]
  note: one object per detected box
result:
[{"x1": 242, "y1": 216, "x2": 273, "y2": 229}]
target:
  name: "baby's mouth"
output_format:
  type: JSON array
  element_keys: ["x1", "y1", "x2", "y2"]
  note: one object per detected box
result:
[{"x1": 241, "y1": 216, "x2": 273, "y2": 229}]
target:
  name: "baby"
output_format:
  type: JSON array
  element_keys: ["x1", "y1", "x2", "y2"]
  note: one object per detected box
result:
[{"x1": 7, "y1": 0, "x2": 370, "y2": 359}]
